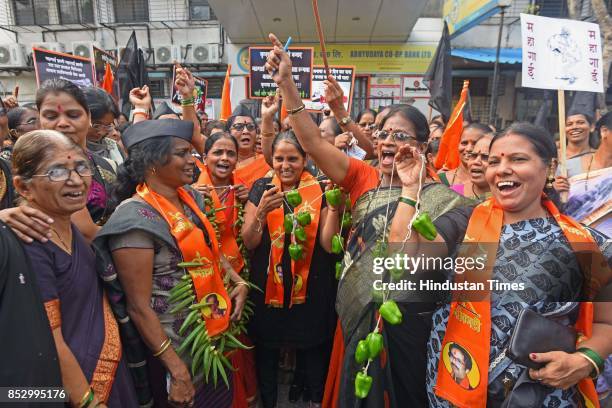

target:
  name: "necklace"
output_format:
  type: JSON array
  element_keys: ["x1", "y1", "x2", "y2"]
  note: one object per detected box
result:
[
  {"x1": 51, "y1": 227, "x2": 71, "y2": 253},
  {"x1": 471, "y1": 184, "x2": 481, "y2": 200}
]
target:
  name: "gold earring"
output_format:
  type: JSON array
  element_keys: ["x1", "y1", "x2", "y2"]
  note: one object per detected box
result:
[
  {"x1": 545, "y1": 163, "x2": 555, "y2": 189},
  {"x1": 151, "y1": 167, "x2": 157, "y2": 175}
]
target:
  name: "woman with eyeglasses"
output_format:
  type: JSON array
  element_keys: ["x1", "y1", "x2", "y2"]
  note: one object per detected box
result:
[
  {"x1": 228, "y1": 114, "x2": 272, "y2": 189},
  {"x1": 438, "y1": 123, "x2": 494, "y2": 196},
  {"x1": 465, "y1": 132, "x2": 493, "y2": 201},
  {"x1": 356, "y1": 109, "x2": 377, "y2": 143},
  {"x1": 3, "y1": 106, "x2": 40, "y2": 160},
  {"x1": 83, "y1": 87, "x2": 125, "y2": 166},
  {"x1": 263, "y1": 33, "x2": 473, "y2": 408},
  {"x1": 12, "y1": 129, "x2": 138, "y2": 407}
]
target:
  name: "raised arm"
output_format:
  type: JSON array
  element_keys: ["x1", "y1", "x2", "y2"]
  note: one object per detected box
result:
[
  {"x1": 260, "y1": 94, "x2": 279, "y2": 167},
  {"x1": 175, "y1": 64, "x2": 204, "y2": 155},
  {"x1": 265, "y1": 33, "x2": 350, "y2": 185},
  {"x1": 323, "y1": 76, "x2": 374, "y2": 159}
]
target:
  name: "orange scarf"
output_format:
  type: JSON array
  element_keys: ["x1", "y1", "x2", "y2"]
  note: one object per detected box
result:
[
  {"x1": 265, "y1": 171, "x2": 322, "y2": 307},
  {"x1": 235, "y1": 155, "x2": 271, "y2": 189},
  {"x1": 195, "y1": 161, "x2": 245, "y2": 275},
  {"x1": 435, "y1": 196, "x2": 608, "y2": 408},
  {"x1": 137, "y1": 184, "x2": 231, "y2": 337}
]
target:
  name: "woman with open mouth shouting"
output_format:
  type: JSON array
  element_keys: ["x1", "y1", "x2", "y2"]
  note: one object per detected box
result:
[
  {"x1": 389, "y1": 122, "x2": 611, "y2": 408},
  {"x1": 263, "y1": 32, "x2": 472, "y2": 408},
  {"x1": 438, "y1": 122, "x2": 494, "y2": 196},
  {"x1": 228, "y1": 113, "x2": 272, "y2": 189},
  {"x1": 194, "y1": 131, "x2": 257, "y2": 407}
]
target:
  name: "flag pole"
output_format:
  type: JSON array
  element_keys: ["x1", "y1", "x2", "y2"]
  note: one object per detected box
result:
[
  {"x1": 557, "y1": 89, "x2": 568, "y2": 202},
  {"x1": 312, "y1": 0, "x2": 331, "y2": 77}
]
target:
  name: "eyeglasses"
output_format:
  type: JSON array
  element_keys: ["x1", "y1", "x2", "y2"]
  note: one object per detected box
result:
[
  {"x1": 466, "y1": 152, "x2": 489, "y2": 162},
  {"x1": 231, "y1": 123, "x2": 257, "y2": 132},
  {"x1": 359, "y1": 123, "x2": 377, "y2": 130},
  {"x1": 92, "y1": 123, "x2": 117, "y2": 133},
  {"x1": 374, "y1": 130, "x2": 417, "y2": 143},
  {"x1": 31, "y1": 163, "x2": 93, "y2": 182}
]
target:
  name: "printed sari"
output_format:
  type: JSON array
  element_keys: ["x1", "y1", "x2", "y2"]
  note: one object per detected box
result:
[{"x1": 325, "y1": 182, "x2": 473, "y2": 408}]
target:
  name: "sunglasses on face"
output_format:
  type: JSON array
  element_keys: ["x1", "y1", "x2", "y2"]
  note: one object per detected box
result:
[
  {"x1": 359, "y1": 123, "x2": 377, "y2": 130},
  {"x1": 466, "y1": 152, "x2": 489, "y2": 162},
  {"x1": 374, "y1": 130, "x2": 417, "y2": 143},
  {"x1": 31, "y1": 163, "x2": 93, "y2": 182},
  {"x1": 231, "y1": 123, "x2": 257, "y2": 132}
]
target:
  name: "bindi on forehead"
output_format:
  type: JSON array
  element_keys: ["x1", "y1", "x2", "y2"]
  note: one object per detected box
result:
[{"x1": 57, "y1": 105, "x2": 64, "y2": 113}]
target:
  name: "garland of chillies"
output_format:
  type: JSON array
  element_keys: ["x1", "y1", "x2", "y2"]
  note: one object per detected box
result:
[
  {"x1": 167, "y1": 195, "x2": 255, "y2": 388},
  {"x1": 284, "y1": 189, "x2": 312, "y2": 260},
  {"x1": 325, "y1": 187, "x2": 352, "y2": 280},
  {"x1": 353, "y1": 156, "x2": 438, "y2": 399}
]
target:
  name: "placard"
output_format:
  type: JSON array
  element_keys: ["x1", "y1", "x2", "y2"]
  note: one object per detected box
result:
[
  {"x1": 520, "y1": 14, "x2": 603, "y2": 92},
  {"x1": 249, "y1": 47, "x2": 313, "y2": 99},
  {"x1": 93, "y1": 46, "x2": 119, "y2": 97},
  {"x1": 171, "y1": 65, "x2": 209, "y2": 114},
  {"x1": 305, "y1": 65, "x2": 355, "y2": 113},
  {"x1": 33, "y1": 48, "x2": 95, "y2": 88}
]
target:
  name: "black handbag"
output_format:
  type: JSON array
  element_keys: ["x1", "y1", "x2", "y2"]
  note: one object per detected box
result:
[{"x1": 507, "y1": 308, "x2": 577, "y2": 369}]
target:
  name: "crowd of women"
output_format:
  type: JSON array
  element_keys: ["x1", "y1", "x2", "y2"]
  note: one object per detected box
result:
[{"x1": 0, "y1": 32, "x2": 610, "y2": 408}]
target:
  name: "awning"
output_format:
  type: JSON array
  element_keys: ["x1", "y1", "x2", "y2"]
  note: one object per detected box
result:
[{"x1": 451, "y1": 48, "x2": 522, "y2": 64}]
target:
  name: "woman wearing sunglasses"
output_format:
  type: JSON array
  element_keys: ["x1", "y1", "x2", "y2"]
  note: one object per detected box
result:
[
  {"x1": 228, "y1": 114, "x2": 271, "y2": 189},
  {"x1": 264, "y1": 33, "x2": 473, "y2": 408},
  {"x1": 12, "y1": 130, "x2": 138, "y2": 407}
]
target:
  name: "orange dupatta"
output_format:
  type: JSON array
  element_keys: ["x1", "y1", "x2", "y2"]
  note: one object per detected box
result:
[
  {"x1": 435, "y1": 196, "x2": 608, "y2": 408},
  {"x1": 195, "y1": 161, "x2": 245, "y2": 275},
  {"x1": 235, "y1": 155, "x2": 271, "y2": 189},
  {"x1": 265, "y1": 171, "x2": 322, "y2": 307},
  {"x1": 137, "y1": 184, "x2": 231, "y2": 337}
]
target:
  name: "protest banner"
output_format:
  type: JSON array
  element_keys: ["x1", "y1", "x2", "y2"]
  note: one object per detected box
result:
[
  {"x1": 249, "y1": 47, "x2": 313, "y2": 99},
  {"x1": 520, "y1": 14, "x2": 603, "y2": 194},
  {"x1": 305, "y1": 65, "x2": 355, "y2": 113},
  {"x1": 170, "y1": 65, "x2": 208, "y2": 114},
  {"x1": 33, "y1": 48, "x2": 95, "y2": 88},
  {"x1": 93, "y1": 46, "x2": 119, "y2": 98}
]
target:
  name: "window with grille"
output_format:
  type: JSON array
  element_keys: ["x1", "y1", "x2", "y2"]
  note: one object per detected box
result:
[
  {"x1": 189, "y1": 0, "x2": 216, "y2": 20},
  {"x1": 148, "y1": 79, "x2": 167, "y2": 99},
  {"x1": 12, "y1": 0, "x2": 50, "y2": 25},
  {"x1": 59, "y1": 0, "x2": 94, "y2": 23},
  {"x1": 535, "y1": 0, "x2": 569, "y2": 17},
  {"x1": 114, "y1": 0, "x2": 149, "y2": 22}
]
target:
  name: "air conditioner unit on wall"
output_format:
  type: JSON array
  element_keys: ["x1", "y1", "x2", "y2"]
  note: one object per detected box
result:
[
  {"x1": 31, "y1": 42, "x2": 66, "y2": 53},
  {"x1": 72, "y1": 41, "x2": 99, "y2": 59},
  {"x1": 185, "y1": 44, "x2": 220, "y2": 64},
  {"x1": 151, "y1": 45, "x2": 180, "y2": 65},
  {"x1": 0, "y1": 44, "x2": 28, "y2": 68}
]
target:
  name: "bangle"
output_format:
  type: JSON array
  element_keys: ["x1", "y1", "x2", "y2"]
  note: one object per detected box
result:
[
  {"x1": 181, "y1": 97, "x2": 195, "y2": 106},
  {"x1": 255, "y1": 216, "x2": 264, "y2": 233},
  {"x1": 78, "y1": 388, "x2": 94, "y2": 408},
  {"x1": 132, "y1": 108, "x2": 148, "y2": 115},
  {"x1": 234, "y1": 280, "x2": 250, "y2": 289},
  {"x1": 132, "y1": 111, "x2": 149, "y2": 120},
  {"x1": 287, "y1": 104, "x2": 305, "y2": 115},
  {"x1": 261, "y1": 131, "x2": 275, "y2": 138},
  {"x1": 576, "y1": 351, "x2": 601, "y2": 378},
  {"x1": 398, "y1": 196, "x2": 417, "y2": 207},
  {"x1": 152, "y1": 338, "x2": 172, "y2": 357},
  {"x1": 577, "y1": 347, "x2": 605, "y2": 372}
]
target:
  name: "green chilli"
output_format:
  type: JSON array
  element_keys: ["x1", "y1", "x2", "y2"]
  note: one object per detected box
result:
[
  {"x1": 169, "y1": 295, "x2": 195, "y2": 314},
  {"x1": 216, "y1": 356, "x2": 230, "y2": 388},
  {"x1": 178, "y1": 309, "x2": 199, "y2": 336}
]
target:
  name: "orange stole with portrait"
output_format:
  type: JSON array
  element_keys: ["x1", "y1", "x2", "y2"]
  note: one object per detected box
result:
[
  {"x1": 137, "y1": 183, "x2": 231, "y2": 337},
  {"x1": 195, "y1": 162, "x2": 245, "y2": 275},
  {"x1": 435, "y1": 196, "x2": 607, "y2": 408},
  {"x1": 235, "y1": 155, "x2": 271, "y2": 189},
  {"x1": 265, "y1": 172, "x2": 322, "y2": 307}
]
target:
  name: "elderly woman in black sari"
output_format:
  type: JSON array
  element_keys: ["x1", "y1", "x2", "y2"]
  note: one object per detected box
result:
[
  {"x1": 263, "y1": 33, "x2": 472, "y2": 407},
  {"x1": 95, "y1": 120, "x2": 250, "y2": 407}
]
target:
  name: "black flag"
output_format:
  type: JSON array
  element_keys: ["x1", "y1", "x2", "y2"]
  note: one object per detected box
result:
[
  {"x1": 534, "y1": 91, "x2": 553, "y2": 130},
  {"x1": 463, "y1": 87, "x2": 472, "y2": 124},
  {"x1": 117, "y1": 31, "x2": 151, "y2": 116},
  {"x1": 423, "y1": 22, "x2": 452, "y2": 122},
  {"x1": 567, "y1": 91, "x2": 598, "y2": 119}
]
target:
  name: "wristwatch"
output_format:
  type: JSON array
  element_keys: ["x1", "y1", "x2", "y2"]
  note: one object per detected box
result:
[{"x1": 339, "y1": 116, "x2": 353, "y2": 126}]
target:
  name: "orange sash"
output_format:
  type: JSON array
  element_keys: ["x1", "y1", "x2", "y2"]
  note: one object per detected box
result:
[
  {"x1": 195, "y1": 162, "x2": 245, "y2": 275},
  {"x1": 435, "y1": 196, "x2": 608, "y2": 408},
  {"x1": 136, "y1": 184, "x2": 231, "y2": 337},
  {"x1": 265, "y1": 171, "x2": 322, "y2": 307},
  {"x1": 235, "y1": 155, "x2": 271, "y2": 189}
]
